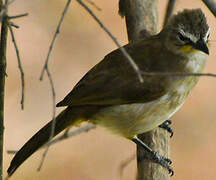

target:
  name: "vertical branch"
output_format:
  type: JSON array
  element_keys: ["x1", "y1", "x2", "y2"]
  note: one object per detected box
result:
[
  {"x1": 163, "y1": 0, "x2": 176, "y2": 27},
  {"x1": 0, "y1": 0, "x2": 8, "y2": 179},
  {"x1": 119, "y1": 0, "x2": 158, "y2": 41},
  {"x1": 119, "y1": 0, "x2": 170, "y2": 180},
  {"x1": 201, "y1": 0, "x2": 216, "y2": 17}
]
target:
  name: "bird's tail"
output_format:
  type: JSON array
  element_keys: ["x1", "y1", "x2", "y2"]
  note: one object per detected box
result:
[{"x1": 7, "y1": 106, "x2": 88, "y2": 177}]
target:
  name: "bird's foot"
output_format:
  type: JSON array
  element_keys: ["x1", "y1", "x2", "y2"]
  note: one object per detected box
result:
[
  {"x1": 133, "y1": 136, "x2": 174, "y2": 176},
  {"x1": 137, "y1": 150, "x2": 174, "y2": 176},
  {"x1": 159, "y1": 120, "x2": 173, "y2": 137},
  {"x1": 151, "y1": 151, "x2": 173, "y2": 176}
]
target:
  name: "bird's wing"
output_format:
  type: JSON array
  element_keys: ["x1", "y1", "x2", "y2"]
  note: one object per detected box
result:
[{"x1": 57, "y1": 37, "x2": 167, "y2": 107}]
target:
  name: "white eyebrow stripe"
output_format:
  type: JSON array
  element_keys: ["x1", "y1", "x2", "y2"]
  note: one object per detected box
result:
[
  {"x1": 178, "y1": 27, "x2": 210, "y2": 43},
  {"x1": 178, "y1": 28, "x2": 197, "y2": 43},
  {"x1": 185, "y1": 32, "x2": 197, "y2": 42},
  {"x1": 204, "y1": 28, "x2": 210, "y2": 42}
]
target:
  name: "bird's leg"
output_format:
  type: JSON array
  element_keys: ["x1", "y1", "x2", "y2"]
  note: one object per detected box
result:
[
  {"x1": 132, "y1": 136, "x2": 174, "y2": 176},
  {"x1": 159, "y1": 120, "x2": 173, "y2": 137}
]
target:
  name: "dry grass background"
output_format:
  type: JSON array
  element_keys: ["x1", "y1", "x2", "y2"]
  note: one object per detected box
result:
[{"x1": 3, "y1": 0, "x2": 216, "y2": 179}]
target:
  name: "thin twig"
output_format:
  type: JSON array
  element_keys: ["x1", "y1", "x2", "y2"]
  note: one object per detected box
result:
[
  {"x1": 84, "y1": 0, "x2": 101, "y2": 11},
  {"x1": 9, "y1": 21, "x2": 19, "y2": 28},
  {"x1": 7, "y1": 150, "x2": 17, "y2": 154},
  {"x1": 119, "y1": 153, "x2": 136, "y2": 178},
  {"x1": 37, "y1": 141, "x2": 49, "y2": 171},
  {"x1": 8, "y1": 23, "x2": 25, "y2": 109},
  {"x1": 8, "y1": 12, "x2": 28, "y2": 19},
  {"x1": 141, "y1": 71, "x2": 216, "y2": 77},
  {"x1": 202, "y1": 0, "x2": 216, "y2": 17},
  {"x1": 40, "y1": 0, "x2": 71, "y2": 80},
  {"x1": 47, "y1": 124, "x2": 96, "y2": 146},
  {"x1": 76, "y1": 0, "x2": 144, "y2": 83},
  {"x1": 163, "y1": 0, "x2": 176, "y2": 27},
  {"x1": 7, "y1": 124, "x2": 96, "y2": 155},
  {"x1": 37, "y1": 68, "x2": 56, "y2": 171},
  {"x1": 38, "y1": 0, "x2": 71, "y2": 170},
  {"x1": 0, "y1": 0, "x2": 14, "y2": 22}
]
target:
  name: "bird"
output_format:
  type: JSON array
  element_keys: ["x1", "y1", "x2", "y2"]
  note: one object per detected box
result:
[{"x1": 7, "y1": 8, "x2": 209, "y2": 177}]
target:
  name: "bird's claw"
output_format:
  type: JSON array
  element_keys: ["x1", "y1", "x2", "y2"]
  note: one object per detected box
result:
[
  {"x1": 151, "y1": 151, "x2": 174, "y2": 176},
  {"x1": 159, "y1": 120, "x2": 174, "y2": 137}
]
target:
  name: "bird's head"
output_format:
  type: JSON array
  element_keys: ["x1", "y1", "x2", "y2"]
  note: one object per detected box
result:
[{"x1": 162, "y1": 9, "x2": 210, "y2": 56}]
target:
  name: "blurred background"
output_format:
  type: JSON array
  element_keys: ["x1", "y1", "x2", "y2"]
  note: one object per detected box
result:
[{"x1": 3, "y1": 0, "x2": 216, "y2": 179}]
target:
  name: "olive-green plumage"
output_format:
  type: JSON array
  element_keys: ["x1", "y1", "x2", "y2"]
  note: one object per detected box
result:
[{"x1": 8, "y1": 9, "x2": 209, "y2": 177}]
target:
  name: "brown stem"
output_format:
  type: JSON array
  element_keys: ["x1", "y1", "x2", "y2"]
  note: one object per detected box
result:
[
  {"x1": 77, "y1": 0, "x2": 144, "y2": 83},
  {"x1": 0, "y1": 0, "x2": 8, "y2": 179},
  {"x1": 8, "y1": 23, "x2": 25, "y2": 109},
  {"x1": 119, "y1": 0, "x2": 170, "y2": 179},
  {"x1": 163, "y1": 0, "x2": 176, "y2": 27},
  {"x1": 202, "y1": 0, "x2": 216, "y2": 17},
  {"x1": 119, "y1": 0, "x2": 158, "y2": 41}
]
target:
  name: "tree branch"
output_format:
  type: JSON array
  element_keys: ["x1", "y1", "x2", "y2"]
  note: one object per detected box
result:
[
  {"x1": 8, "y1": 12, "x2": 28, "y2": 20},
  {"x1": 118, "y1": 0, "x2": 171, "y2": 179},
  {"x1": 8, "y1": 23, "x2": 25, "y2": 109},
  {"x1": 47, "y1": 124, "x2": 96, "y2": 146},
  {"x1": 119, "y1": 0, "x2": 158, "y2": 41},
  {"x1": 7, "y1": 124, "x2": 96, "y2": 154},
  {"x1": 163, "y1": 0, "x2": 176, "y2": 27},
  {"x1": 37, "y1": 67, "x2": 56, "y2": 171},
  {"x1": 84, "y1": 0, "x2": 101, "y2": 11},
  {"x1": 119, "y1": 153, "x2": 136, "y2": 178},
  {"x1": 38, "y1": 0, "x2": 71, "y2": 171},
  {"x1": 0, "y1": 0, "x2": 8, "y2": 179},
  {"x1": 202, "y1": 0, "x2": 216, "y2": 17},
  {"x1": 141, "y1": 71, "x2": 216, "y2": 77},
  {"x1": 76, "y1": 0, "x2": 144, "y2": 83},
  {"x1": 40, "y1": 0, "x2": 71, "y2": 80}
]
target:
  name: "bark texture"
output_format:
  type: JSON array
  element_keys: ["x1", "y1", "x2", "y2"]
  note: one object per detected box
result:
[
  {"x1": 0, "y1": 1, "x2": 8, "y2": 179},
  {"x1": 119, "y1": 0, "x2": 170, "y2": 179}
]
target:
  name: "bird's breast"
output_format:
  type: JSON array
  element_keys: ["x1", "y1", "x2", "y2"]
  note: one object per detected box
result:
[
  {"x1": 92, "y1": 88, "x2": 188, "y2": 138},
  {"x1": 92, "y1": 52, "x2": 206, "y2": 138}
]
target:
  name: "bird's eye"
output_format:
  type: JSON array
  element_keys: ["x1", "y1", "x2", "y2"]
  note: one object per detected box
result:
[{"x1": 178, "y1": 33, "x2": 190, "y2": 42}]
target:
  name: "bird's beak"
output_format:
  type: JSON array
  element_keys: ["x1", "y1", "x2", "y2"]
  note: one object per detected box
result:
[{"x1": 193, "y1": 39, "x2": 209, "y2": 55}]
